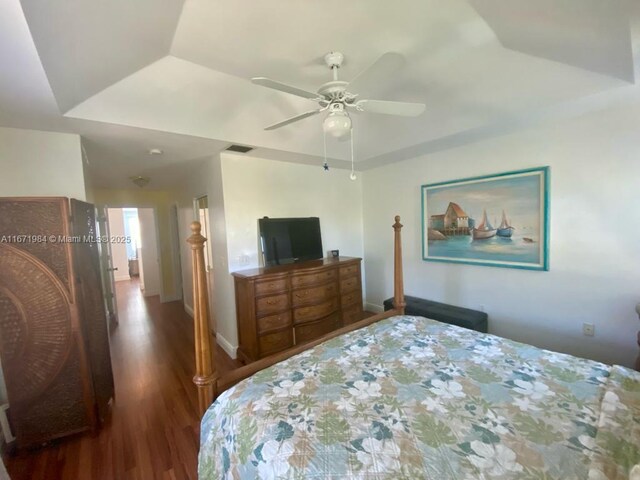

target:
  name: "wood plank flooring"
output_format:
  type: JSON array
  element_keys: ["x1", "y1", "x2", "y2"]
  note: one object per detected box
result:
[{"x1": 3, "y1": 279, "x2": 241, "y2": 480}]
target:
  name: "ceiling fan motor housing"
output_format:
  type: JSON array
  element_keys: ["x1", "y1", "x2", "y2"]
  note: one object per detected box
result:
[{"x1": 324, "y1": 51, "x2": 344, "y2": 69}]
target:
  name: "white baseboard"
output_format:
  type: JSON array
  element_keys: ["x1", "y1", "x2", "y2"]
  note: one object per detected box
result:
[
  {"x1": 114, "y1": 274, "x2": 131, "y2": 282},
  {"x1": 184, "y1": 303, "x2": 194, "y2": 318},
  {"x1": 365, "y1": 302, "x2": 384, "y2": 313},
  {"x1": 216, "y1": 333, "x2": 238, "y2": 359}
]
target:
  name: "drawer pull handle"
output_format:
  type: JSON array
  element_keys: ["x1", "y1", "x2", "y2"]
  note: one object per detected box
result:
[{"x1": 267, "y1": 299, "x2": 277, "y2": 305}]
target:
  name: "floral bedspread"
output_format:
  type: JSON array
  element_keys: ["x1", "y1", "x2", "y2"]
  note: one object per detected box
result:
[{"x1": 199, "y1": 316, "x2": 640, "y2": 479}]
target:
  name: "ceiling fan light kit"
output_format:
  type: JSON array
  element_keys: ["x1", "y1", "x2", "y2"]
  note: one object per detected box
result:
[
  {"x1": 323, "y1": 103, "x2": 351, "y2": 139},
  {"x1": 252, "y1": 51, "x2": 425, "y2": 177}
]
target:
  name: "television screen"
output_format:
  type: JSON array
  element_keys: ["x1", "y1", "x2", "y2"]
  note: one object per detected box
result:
[{"x1": 259, "y1": 217, "x2": 323, "y2": 266}]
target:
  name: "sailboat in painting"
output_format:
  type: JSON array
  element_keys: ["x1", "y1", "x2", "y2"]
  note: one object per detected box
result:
[
  {"x1": 497, "y1": 210, "x2": 515, "y2": 238},
  {"x1": 472, "y1": 209, "x2": 497, "y2": 239}
]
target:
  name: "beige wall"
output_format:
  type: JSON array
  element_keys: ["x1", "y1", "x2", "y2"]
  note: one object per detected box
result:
[{"x1": 92, "y1": 188, "x2": 181, "y2": 302}]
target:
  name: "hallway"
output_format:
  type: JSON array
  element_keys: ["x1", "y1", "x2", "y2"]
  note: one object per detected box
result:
[{"x1": 4, "y1": 279, "x2": 240, "y2": 480}]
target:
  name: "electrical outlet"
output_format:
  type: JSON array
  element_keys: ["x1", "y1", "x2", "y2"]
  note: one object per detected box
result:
[{"x1": 583, "y1": 323, "x2": 595, "y2": 337}]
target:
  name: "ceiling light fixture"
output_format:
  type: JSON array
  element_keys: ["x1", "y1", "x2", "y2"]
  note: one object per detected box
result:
[
  {"x1": 148, "y1": 148, "x2": 163, "y2": 155},
  {"x1": 130, "y1": 176, "x2": 150, "y2": 188},
  {"x1": 322, "y1": 104, "x2": 351, "y2": 139}
]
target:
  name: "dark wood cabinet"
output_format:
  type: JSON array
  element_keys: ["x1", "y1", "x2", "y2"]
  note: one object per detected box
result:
[
  {"x1": 233, "y1": 257, "x2": 363, "y2": 363},
  {"x1": 0, "y1": 197, "x2": 114, "y2": 448}
]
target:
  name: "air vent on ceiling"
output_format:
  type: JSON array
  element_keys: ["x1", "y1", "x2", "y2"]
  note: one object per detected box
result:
[{"x1": 225, "y1": 144, "x2": 254, "y2": 153}]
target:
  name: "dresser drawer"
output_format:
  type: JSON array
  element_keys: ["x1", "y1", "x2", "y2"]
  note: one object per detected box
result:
[
  {"x1": 295, "y1": 314, "x2": 339, "y2": 344},
  {"x1": 339, "y1": 263, "x2": 359, "y2": 279},
  {"x1": 256, "y1": 293, "x2": 289, "y2": 316},
  {"x1": 340, "y1": 275, "x2": 359, "y2": 294},
  {"x1": 259, "y1": 329, "x2": 293, "y2": 356},
  {"x1": 293, "y1": 298, "x2": 339, "y2": 324},
  {"x1": 255, "y1": 276, "x2": 288, "y2": 296},
  {"x1": 291, "y1": 269, "x2": 337, "y2": 289},
  {"x1": 341, "y1": 290, "x2": 361, "y2": 308},
  {"x1": 292, "y1": 283, "x2": 337, "y2": 307},
  {"x1": 342, "y1": 304, "x2": 363, "y2": 325},
  {"x1": 257, "y1": 311, "x2": 292, "y2": 334}
]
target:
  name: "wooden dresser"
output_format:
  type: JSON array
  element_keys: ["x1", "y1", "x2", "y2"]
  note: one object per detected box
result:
[{"x1": 233, "y1": 257, "x2": 363, "y2": 363}]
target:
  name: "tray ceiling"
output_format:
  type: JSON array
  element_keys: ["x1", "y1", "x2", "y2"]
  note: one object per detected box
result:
[{"x1": 1, "y1": 0, "x2": 639, "y2": 187}]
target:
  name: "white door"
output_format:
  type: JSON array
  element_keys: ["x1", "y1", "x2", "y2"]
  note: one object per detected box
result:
[
  {"x1": 96, "y1": 206, "x2": 119, "y2": 327},
  {"x1": 138, "y1": 208, "x2": 162, "y2": 297}
]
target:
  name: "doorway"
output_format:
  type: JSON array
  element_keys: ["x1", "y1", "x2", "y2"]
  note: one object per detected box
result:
[{"x1": 99, "y1": 206, "x2": 164, "y2": 328}]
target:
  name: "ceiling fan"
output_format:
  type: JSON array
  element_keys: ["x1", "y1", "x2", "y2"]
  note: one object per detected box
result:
[{"x1": 251, "y1": 51, "x2": 426, "y2": 140}]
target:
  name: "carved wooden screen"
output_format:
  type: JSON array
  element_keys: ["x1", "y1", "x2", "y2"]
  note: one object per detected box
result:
[
  {"x1": 70, "y1": 199, "x2": 115, "y2": 421},
  {"x1": 0, "y1": 198, "x2": 95, "y2": 447}
]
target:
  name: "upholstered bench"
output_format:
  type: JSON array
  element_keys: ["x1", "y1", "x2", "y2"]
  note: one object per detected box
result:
[{"x1": 383, "y1": 295, "x2": 488, "y2": 333}]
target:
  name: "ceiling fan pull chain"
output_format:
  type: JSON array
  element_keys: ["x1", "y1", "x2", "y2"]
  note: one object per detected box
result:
[
  {"x1": 350, "y1": 127, "x2": 356, "y2": 181},
  {"x1": 323, "y1": 129, "x2": 329, "y2": 171}
]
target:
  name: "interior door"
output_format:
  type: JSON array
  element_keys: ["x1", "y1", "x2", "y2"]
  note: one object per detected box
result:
[{"x1": 96, "y1": 206, "x2": 119, "y2": 328}]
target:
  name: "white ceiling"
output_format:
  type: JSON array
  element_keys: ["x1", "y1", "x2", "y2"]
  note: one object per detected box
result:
[{"x1": 1, "y1": 0, "x2": 639, "y2": 189}]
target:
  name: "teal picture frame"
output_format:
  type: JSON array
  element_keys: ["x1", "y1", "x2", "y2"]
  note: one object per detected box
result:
[{"x1": 421, "y1": 167, "x2": 550, "y2": 271}]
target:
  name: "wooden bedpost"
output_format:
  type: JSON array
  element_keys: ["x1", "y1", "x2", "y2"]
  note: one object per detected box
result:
[
  {"x1": 392, "y1": 215, "x2": 406, "y2": 314},
  {"x1": 187, "y1": 221, "x2": 217, "y2": 415}
]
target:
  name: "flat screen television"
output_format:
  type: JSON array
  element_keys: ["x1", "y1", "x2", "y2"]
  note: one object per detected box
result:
[{"x1": 259, "y1": 217, "x2": 323, "y2": 266}]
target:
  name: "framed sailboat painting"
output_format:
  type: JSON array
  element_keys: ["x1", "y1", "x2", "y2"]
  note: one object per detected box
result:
[{"x1": 421, "y1": 167, "x2": 550, "y2": 270}]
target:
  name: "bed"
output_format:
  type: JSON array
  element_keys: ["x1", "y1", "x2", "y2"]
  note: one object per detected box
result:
[{"x1": 186, "y1": 217, "x2": 640, "y2": 480}]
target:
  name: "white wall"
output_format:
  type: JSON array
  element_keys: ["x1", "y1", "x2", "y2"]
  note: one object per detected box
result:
[
  {"x1": 221, "y1": 153, "x2": 364, "y2": 272},
  {"x1": 0, "y1": 126, "x2": 85, "y2": 199},
  {"x1": 138, "y1": 208, "x2": 161, "y2": 296},
  {"x1": 176, "y1": 153, "x2": 365, "y2": 359},
  {"x1": 106, "y1": 208, "x2": 131, "y2": 282},
  {"x1": 363, "y1": 99, "x2": 640, "y2": 368},
  {"x1": 219, "y1": 153, "x2": 365, "y2": 353},
  {"x1": 176, "y1": 154, "x2": 236, "y2": 356},
  {"x1": 0, "y1": 126, "x2": 86, "y2": 408}
]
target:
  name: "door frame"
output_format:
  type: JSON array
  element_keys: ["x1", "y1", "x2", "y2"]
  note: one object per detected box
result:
[
  {"x1": 96, "y1": 205, "x2": 119, "y2": 328},
  {"x1": 169, "y1": 202, "x2": 183, "y2": 303},
  {"x1": 102, "y1": 204, "x2": 168, "y2": 303}
]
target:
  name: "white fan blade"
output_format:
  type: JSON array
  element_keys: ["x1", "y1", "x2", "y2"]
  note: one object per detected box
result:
[
  {"x1": 265, "y1": 110, "x2": 321, "y2": 130},
  {"x1": 348, "y1": 52, "x2": 405, "y2": 94},
  {"x1": 252, "y1": 77, "x2": 320, "y2": 100},
  {"x1": 358, "y1": 99, "x2": 425, "y2": 117}
]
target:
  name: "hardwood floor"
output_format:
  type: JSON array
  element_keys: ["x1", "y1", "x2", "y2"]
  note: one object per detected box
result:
[{"x1": 3, "y1": 279, "x2": 241, "y2": 480}]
